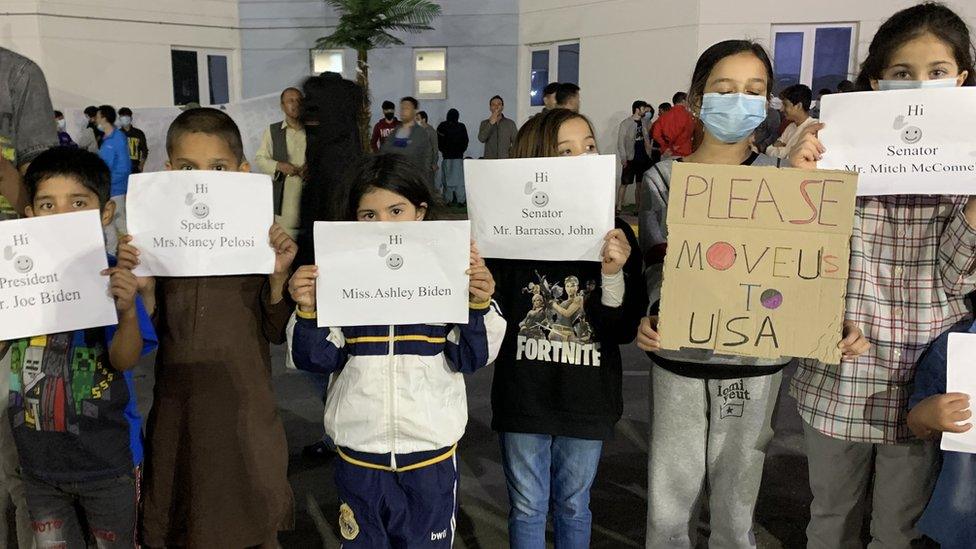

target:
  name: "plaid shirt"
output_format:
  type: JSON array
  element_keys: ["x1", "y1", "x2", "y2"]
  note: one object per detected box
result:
[{"x1": 791, "y1": 195, "x2": 976, "y2": 444}]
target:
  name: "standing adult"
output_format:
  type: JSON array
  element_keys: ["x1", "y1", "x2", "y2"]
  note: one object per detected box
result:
[
  {"x1": 54, "y1": 110, "x2": 77, "y2": 148},
  {"x1": 381, "y1": 97, "x2": 432, "y2": 182},
  {"x1": 478, "y1": 95, "x2": 518, "y2": 159},
  {"x1": 416, "y1": 111, "x2": 439, "y2": 187},
  {"x1": 96, "y1": 105, "x2": 131, "y2": 254},
  {"x1": 76, "y1": 105, "x2": 104, "y2": 153},
  {"x1": 542, "y1": 82, "x2": 560, "y2": 110},
  {"x1": 616, "y1": 100, "x2": 652, "y2": 213},
  {"x1": 765, "y1": 84, "x2": 818, "y2": 159},
  {"x1": 255, "y1": 87, "x2": 307, "y2": 239},
  {"x1": 437, "y1": 108, "x2": 469, "y2": 205},
  {"x1": 556, "y1": 83, "x2": 581, "y2": 112},
  {"x1": 370, "y1": 100, "x2": 400, "y2": 152},
  {"x1": 118, "y1": 107, "x2": 149, "y2": 174},
  {"x1": 652, "y1": 91, "x2": 695, "y2": 157}
]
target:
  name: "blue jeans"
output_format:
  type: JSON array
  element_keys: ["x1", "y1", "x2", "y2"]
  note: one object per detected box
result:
[{"x1": 499, "y1": 432, "x2": 603, "y2": 549}]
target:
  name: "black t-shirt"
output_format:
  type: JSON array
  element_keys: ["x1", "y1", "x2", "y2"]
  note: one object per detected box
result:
[
  {"x1": 633, "y1": 120, "x2": 650, "y2": 163},
  {"x1": 122, "y1": 126, "x2": 148, "y2": 174}
]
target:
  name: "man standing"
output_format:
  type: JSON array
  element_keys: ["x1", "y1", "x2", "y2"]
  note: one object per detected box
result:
[
  {"x1": 76, "y1": 105, "x2": 104, "y2": 153},
  {"x1": 652, "y1": 91, "x2": 695, "y2": 157},
  {"x1": 118, "y1": 107, "x2": 149, "y2": 174},
  {"x1": 255, "y1": 87, "x2": 306, "y2": 239},
  {"x1": 370, "y1": 100, "x2": 400, "y2": 152},
  {"x1": 416, "y1": 111, "x2": 439, "y2": 186},
  {"x1": 97, "y1": 105, "x2": 132, "y2": 254},
  {"x1": 556, "y1": 83, "x2": 581, "y2": 112},
  {"x1": 478, "y1": 95, "x2": 517, "y2": 159},
  {"x1": 542, "y1": 82, "x2": 560, "y2": 110},
  {"x1": 380, "y1": 97, "x2": 432, "y2": 181},
  {"x1": 616, "y1": 100, "x2": 652, "y2": 212},
  {"x1": 437, "y1": 108, "x2": 468, "y2": 205}
]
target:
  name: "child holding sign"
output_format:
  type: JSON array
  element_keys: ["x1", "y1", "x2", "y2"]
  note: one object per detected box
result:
[
  {"x1": 286, "y1": 153, "x2": 506, "y2": 547},
  {"x1": 787, "y1": 4, "x2": 976, "y2": 546},
  {"x1": 124, "y1": 108, "x2": 297, "y2": 548},
  {"x1": 1, "y1": 147, "x2": 156, "y2": 548},
  {"x1": 486, "y1": 108, "x2": 646, "y2": 548},
  {"x1": 635, "y1": 40, "x2": 869, "y2": 547}
]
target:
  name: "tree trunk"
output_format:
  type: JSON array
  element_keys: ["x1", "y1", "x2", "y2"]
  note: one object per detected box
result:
[{"x1": 357, "y1": 49, "x2": 372, "y2": 153}]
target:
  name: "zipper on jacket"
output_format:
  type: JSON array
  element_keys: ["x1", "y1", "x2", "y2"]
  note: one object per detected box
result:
[{"x1": 387, "y1": 325, "x2": 398, "y2": 470}]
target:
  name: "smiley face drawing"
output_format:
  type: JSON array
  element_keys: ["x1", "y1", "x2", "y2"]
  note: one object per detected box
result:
[
  {"x1": 901, "y1": 126, "x2": 923, "y2": 144},
  {"x1": 192, "y1": 202, "x2": 210, "y2": 219},
  {"x1": 531, "y1": 191, "x2": 550, "y2": 208},
  {"x1": 14, "y1": 255, "x2": 33, "y2": 274},
  {"x1": 386, "y1": 253, "x2": 404, "y2": 270}
]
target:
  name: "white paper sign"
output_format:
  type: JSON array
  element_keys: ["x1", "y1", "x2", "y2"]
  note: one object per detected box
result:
[
  {"x1": 0, "y1": 210, "x2": 117, "y2": 340},
  {"x1": 943, "y1": 332, "x2": 976, "y2": 453},
  {"x1": 819, "y1": 87, "x2": 976, "y2": 196},
  {"x1": 314, "y1": 220, "x2": 470, "y2": 327},
  {"x1": 126, "y1": 171, "x2": 275, "y2": 276},
  {"x1": 464, "y1": 155, "x2": 615, "y2": 261}
]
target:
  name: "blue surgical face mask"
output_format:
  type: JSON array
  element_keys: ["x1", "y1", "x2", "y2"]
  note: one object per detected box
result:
[
  {"x1": 877, "y1": 77, "x2": 958, "y2": 90},
  {"x1": 119, "y1": 115, "x2": 132, "y2": 127},
  {"x1": 699, "y1": 93, "x2": 767, "y2": 143},
  {"x1": 56, "y1": 119, "x2": 66, "y2": 131}
]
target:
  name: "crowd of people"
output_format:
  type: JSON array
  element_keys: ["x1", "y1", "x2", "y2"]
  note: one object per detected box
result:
[{"x1": 0, "y1": 1, "x2": 974, "y2": 548}]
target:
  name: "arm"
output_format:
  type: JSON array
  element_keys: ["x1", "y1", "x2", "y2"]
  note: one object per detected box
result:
[
  {"x1": 617, "y1": 121, "x2": 629, "y2": 162},
  {"x1": 253, "y1": 128, "x2": 278, "y2": 176},
  {"x1": 652, "y1": 117, "x2": 668, "y2": 153},
  {"x1": 370, "y1": 123, "x2": 382, "y2": 152},
  {"x1": 261, "y1": 223, "x2": 297, "y2": 344},
  {"x1": 287, "y1": 313, "x2": 348, "y2": 374},
  {"x1": 478, "y1": 120, "x2": 495, "y2": 143},
  {"x1": 907, "y1": 327, "x2": 972, "y2": 439},
  {"x1": 444, "y1": 303, "x2": 506, "y2": 374},
  {"x1": 139, "y1": 133, "x2": 149, "y2": 168},
  {"x1": 595, "y1": 222, "x2": 648, "y2": 344},
  {"x1": 461, "y1": 127, "x2": 470, "y2": 153},
  {"x1": 10, "y1": 57, "x2": 57, "y2": 168},
  {"x1": 938, "y1": 198, "x2": 976, "y2": 295},
  {"x1": 105, "y1": 268, "x2": 156, "y2": 371},
  {"x1": 0, "y1": 157, "x2": 27, "y2": 216}
]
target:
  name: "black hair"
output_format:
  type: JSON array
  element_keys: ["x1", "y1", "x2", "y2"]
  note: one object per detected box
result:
[
  {"x1": 632, "y1": 100, "x2": 648, "y2": 114},
  {"x1": 855, "y1": 2, "x2": 975, "y2": 90},
  {"x1": 446, "y1": 108, "x2": 460, "y2": 122},
  {"x1": 54, "y1": 110, "x2": 63, "y2": 118},
  {"x1": 382, "y1": 100, "x2": 395, "y2": 110},
  {"x1": 118, "y1": 107, "x2": 133, "y2": 117},
  {"x1": 646, "y1": 105, "x2": 655, "y2": 119},
  {"x1": 490, "y1": 95, "x2": 504, "y2": 105},
  {"x1": 97, "y1": 105, "x2": 116, "y2": 124},
  {"x1": 24, "y1": 147, "x2": 111, "y2": 208},
  {"x1": 400, "y1": 96, "x2": 419, "y2": 109},
  {"x1": 672, "y1": 91, "x2": 688, "y2": 104},
  {"x1": 166, "y1": 107, "x2": 245, "y2": 162},
  {"x1": 688, "y1": 40, "x2": 774, "y2": 112},
  {"x1": 555, "y1": 83, "x2": 580, "y2": 105},
  {"x1": 780, "y1": 84, "x2": 813, "y2": 111},
  {"x1": 817, "y1": 88, "x2": 832, "y2": 97},
  {"x1": 658, "y1": 102, "x2": 671, "y2": 112},
  {"x1": 280, "y1": 87, "x2": 302, "y2": 101},
  {"x1": 417, "y1": 111, "x2": 429, "y2": 122},
  {"x1": 837, "y1": 79, "x2": 855, "y2": 92},
  {"x1": 337, "y1": 153, "x2": 435, "y2": 221},
  {"x1": 84, "y1": 106, "x2": 98, "y2": 117},
  {"x1": 543, "y1": 82, "x2": 560, "y2": 96}
]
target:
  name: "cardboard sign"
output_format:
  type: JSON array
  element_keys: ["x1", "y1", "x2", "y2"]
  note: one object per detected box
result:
[
  {"x1": 819, "y1": 87, "x2": 976, "y2": 196},
  {"x1": 943, "y1": 332, "x2": 976, "y2": 454},
  {"x1": 314, "y1": 220, "x2": 470, "y2": 327},
  {"x1": 464, "y1": 155, "x2": 615, "y2": 261},
  {"x1": 0, "y1": 210, "x2": 117, "y2": 340},
  {"x1": 126, "y1": 171, "x2": 275, "y2": 276},
  {"x1": 658, "y1": 162, "x2": 858, "y2": 364}
]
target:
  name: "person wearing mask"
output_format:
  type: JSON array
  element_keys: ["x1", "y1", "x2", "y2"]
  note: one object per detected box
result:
[
  {"x1": 416, "y1": 110, "x2": 439, "y2": 187},
  {"x1": 766, "y1": 84, "x2": 817, "y2": 159},
  {"x1": 617, "y1": 100, "x2": 652, "y2": 213},
  {"x1": 54, "y1": 110, "x2": 77, "y2": 148},
  {"x1": 478, "y1": 95, "x2": 518, "y2": 159},
  {"x1": 380, "y1": 97, "x2": 433, "y2": 182},
  {"x1": 437, "y1": 108, "x2": 469, "y2": 205},
  {"x1": 76, "y1": 105, "x2": 104, "y2": 152},
  {"x1": 543, "y1": 82, "x2": 560, "y2": 110},
  {"x1": 652, "y1": 91, "x2": 695, "y2": 157},
  {"x1": 255, "y1": 87, "x2": 307, "y2": 239},
  {"x1": 118, "y1": 107, "x2": 148, "y2": 174},
  {"x1": 752, "y1": 96, "x2": 782, "y2": 153},
  {"x1": 96, "y1": 105, "x2": 132, "y2": 254},
  {"x1": 370, "y1": 100, "x2": 399, "y2": 152},
  {"x1": 555, "y1": 83, "x2": 581, "y2": 112}
]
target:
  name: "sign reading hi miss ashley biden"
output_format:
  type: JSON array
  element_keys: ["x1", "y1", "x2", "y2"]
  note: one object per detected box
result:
[
  {"x1": 0, "y1": 210, "x2": 117, "y2": 341},
  {"x1": 314, "y1": 221, "x2": 470, "y2": 327},
  {"x1": 126, "y1": 171, "x2": 275, "y2": 277},
  {"x1": 464, "y1": 155, "x2": 615, "y2": 261}
]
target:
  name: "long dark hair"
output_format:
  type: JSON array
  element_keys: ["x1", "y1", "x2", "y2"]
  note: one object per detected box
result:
[
  {"x1": 336, "y1": 153, "x2": 436, "y2": 221},
  {"x1": 687, "y1": 40, "x2": 774, "y2": 113},
  {"x1": 511, "y1": 108, "x2": 598, "y2": 159},
  {"x1": 855, "y1": 2, "x2": 975, "y2": 90}
]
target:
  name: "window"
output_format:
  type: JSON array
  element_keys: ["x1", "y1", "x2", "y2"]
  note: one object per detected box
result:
[
  {"x1": 311, "y1": 49, "x2": 344, "y2": 75},
  {"x1": 170, "y1": 48, "x2": 235, "y2": 106},
  {"x1": 527, "y1": 40, "x2": 580, "y2": 109},
  {"x1": 414, "y1": 49, "x2": 446, "y2": 100},
  {"x1": 171, "y1": 50, "x2": 199, "y2": 105},
  {"x1": 771, "y1": 24, "x2": 857, "y2": 94}
]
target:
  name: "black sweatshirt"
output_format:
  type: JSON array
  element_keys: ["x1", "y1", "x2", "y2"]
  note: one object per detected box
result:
[{"x1": 486, "y1": 219, "x2": 647, "y2": 440}]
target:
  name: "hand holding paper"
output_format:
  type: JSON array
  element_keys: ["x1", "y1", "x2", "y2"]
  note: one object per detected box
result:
[
  {"x1": 270, "y1": 223, "x2": 297, "y2": 275},
  {"x1": 787, "y1": 123, "x2": 826, "y2": 170},
  {"x1": 909, "y1": 392, "x2": 972, "y2": 440},
  {"x1": 939, "y1": 333, "x2": 976, "y2": 453},
  {"x1": 289, "y1": 265, "x2": 318, "y2": 312},
  {"x1": 601, "y1": 229, "x2": 630, "y2": 276},
  {"x1": 115, "y1": 235, "x2": 156, "y2": 315},
  {"x1": 466, "y1": 242, "x2": 495, "y2": 305}
]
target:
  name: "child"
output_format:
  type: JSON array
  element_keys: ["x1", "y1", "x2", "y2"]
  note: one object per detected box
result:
[
  {"x1": 487, "y1": 108, "x2": 646, "y2": 548},
  {"x1": 1, "y1": 146, "x2": 156, "y2": 548},
  {"x1": 906, "y1": 318, "x2": 975, "y2": 549},
  {"x1": 634, "y1": 40, "x2": 869, "y2": 547},
  {"x1": 127, "y1": 108, "x2": 297, "y2": 548},
  {"x1": 286, "y1": 153, "x2": 506, "y2": 547},
  {"x1": 787, "y1": 4, "x2": 976, "y2": 546}
]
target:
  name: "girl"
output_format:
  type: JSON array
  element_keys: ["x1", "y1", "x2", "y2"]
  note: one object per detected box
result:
[
  {"x1": 286, "y1": 153, "x2": 506, "y2": 547},
  {"x1": 488, "y1": 108, "x2": 646, "y2": 549},
  {"x1": 787, "y1": 4, "x2": 976, "y2": 547},
  {"x1": 634, "y1": 40, "x2": 869, "y2": 548}
]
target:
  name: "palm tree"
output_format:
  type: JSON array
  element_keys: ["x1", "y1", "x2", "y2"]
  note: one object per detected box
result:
[{"x1": 316, "y1": 0, "x2": 442, "y2": 151}]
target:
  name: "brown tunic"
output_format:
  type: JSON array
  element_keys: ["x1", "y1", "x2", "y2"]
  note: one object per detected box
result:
[{"x1": 141, "y1": 276, "x2": 294, "y2": 548}]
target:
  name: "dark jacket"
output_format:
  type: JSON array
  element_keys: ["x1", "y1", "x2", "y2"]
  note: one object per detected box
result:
[{"x1": 437, "y1": 109, "x2": 469, "y2": 159}]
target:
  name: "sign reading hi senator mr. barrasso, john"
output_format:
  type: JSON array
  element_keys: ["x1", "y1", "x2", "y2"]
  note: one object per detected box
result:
[
  {"x1": 819, "y1": 86, "x2": 976, "y2": 196},
  {"x1": 0, "y1": 210, "x2": 117, "y2": 341},
  {"x1": 464, "y1": 155, "x2": 615, "y2": 261},
  {"x1": 659, "y1": 163, "x2": 858, "y2": 364},
  {"x1": 126, "y1": 171, "x2": 275, "y2": 277},
  {"x1": 314, "y1": 220, "x2": 471, "y2": 327}
]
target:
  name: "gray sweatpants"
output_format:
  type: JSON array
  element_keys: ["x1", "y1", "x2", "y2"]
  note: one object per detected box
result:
[
  {"x1": 802, "y1": 421, "x2": 938, "y2": 549},
  {"x1": 646, "y1": 365, "x2": 781, "y2": 549}
]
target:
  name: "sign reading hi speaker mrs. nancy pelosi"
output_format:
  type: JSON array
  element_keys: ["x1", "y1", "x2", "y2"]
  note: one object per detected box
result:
[
  {"x1": 464, "y1": 155, "x2": 615, "y2": 261},
  {"x1": 658, "y1": 163, "x2": 858, "y2": 364},
  {"x1": 0, "y1": 210, "x2": 117, "y2": 341},
  {"x1": 314, "y1": 220, "x2": 471, "y2": 327},
  {"x1": 126, "y1": 171, "x2": 276, "y2": 277},
  {"x1": 819, "y1": 87, "x2": 976, "y2": 196}
]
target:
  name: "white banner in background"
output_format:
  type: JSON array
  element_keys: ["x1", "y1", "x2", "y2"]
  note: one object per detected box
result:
[
  {"x1": 314, "y1": 221, "x2": 470, "y2": 327},
  {"x1": 0, "y1": 211, "x2": 116, "y2": 340},
  {"x1": 126, "y1": 171, "x2": 275, "y2": 277}
]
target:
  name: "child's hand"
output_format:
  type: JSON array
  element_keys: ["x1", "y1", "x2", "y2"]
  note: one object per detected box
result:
[
  {"x1": 269, "y1": 223, "x2": 297, "y2": 275},
  {"x1": 601, "y1": 229, "x2": 630, "y2": 276},
  {"x1": 907, "y1": 393, "x2": 972, "y2": 440},
  {"x1": 637, "y1": 316, "x2": 661, "y2": 352},
  {"x1": 115, "y1": 235, "x2": 156, "y2": 297},
  {"x1": 467, "y1": 241, "x2": 495, "y2": 304},
  {"x1": 105, "y1": 267, "x2": 138, "y2": 315},
  {"x1": 787, "y1": 123, "x2": 826, "y2": 169},
  {"x1": 288, "y1": 265, "x2": 318, "y2": 312},
  {"x1": 838, "y1": 321, "x2": 870, "y2": 359}
]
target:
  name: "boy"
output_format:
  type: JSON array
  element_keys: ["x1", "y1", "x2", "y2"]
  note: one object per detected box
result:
[
  {"x1": 128, "y1": 108, "x2": 296, "y2": 547},
  {"x1": 1, "y1": 146, "x2": 156, "y2": 548}
]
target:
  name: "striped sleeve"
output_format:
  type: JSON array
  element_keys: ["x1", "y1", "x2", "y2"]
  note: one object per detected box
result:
[
  {"x1": 444, "y1": 302, "x2": 506, "y2": 374},
  {"x1": 938, "y1": 203, "x2": 976, "y2": 296},
  {"x1": 286, "y1": 312, "x2": 348, "y2": 374}
]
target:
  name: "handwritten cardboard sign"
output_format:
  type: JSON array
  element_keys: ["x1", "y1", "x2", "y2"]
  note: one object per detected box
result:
[
  {"x1": 819, "y1": 87, "x2": 976, "y2": 196},
  {"x1": 0, "y1": 211, "x2": 117, "y2": 340},
  {"x1": 314, "y1": 220, "x2": 470, "y2": 327},
  {"x1": 126, "y1": 171, "x2": 275, "y2": 276},
  {"x1": 464, "y1": 155, "x2": 615, "y2": 261},
  {"x1": 943, "y1": 332, "x2": 976, "y2": 454},
  {"x1": 658, "y1": 162, "x2": 858, "y2": 364}
]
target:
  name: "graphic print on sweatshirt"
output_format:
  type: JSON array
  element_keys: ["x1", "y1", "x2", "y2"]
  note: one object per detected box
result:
[{"x1": 515, "y1": 271, "x2": 601, "y2": 366}]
